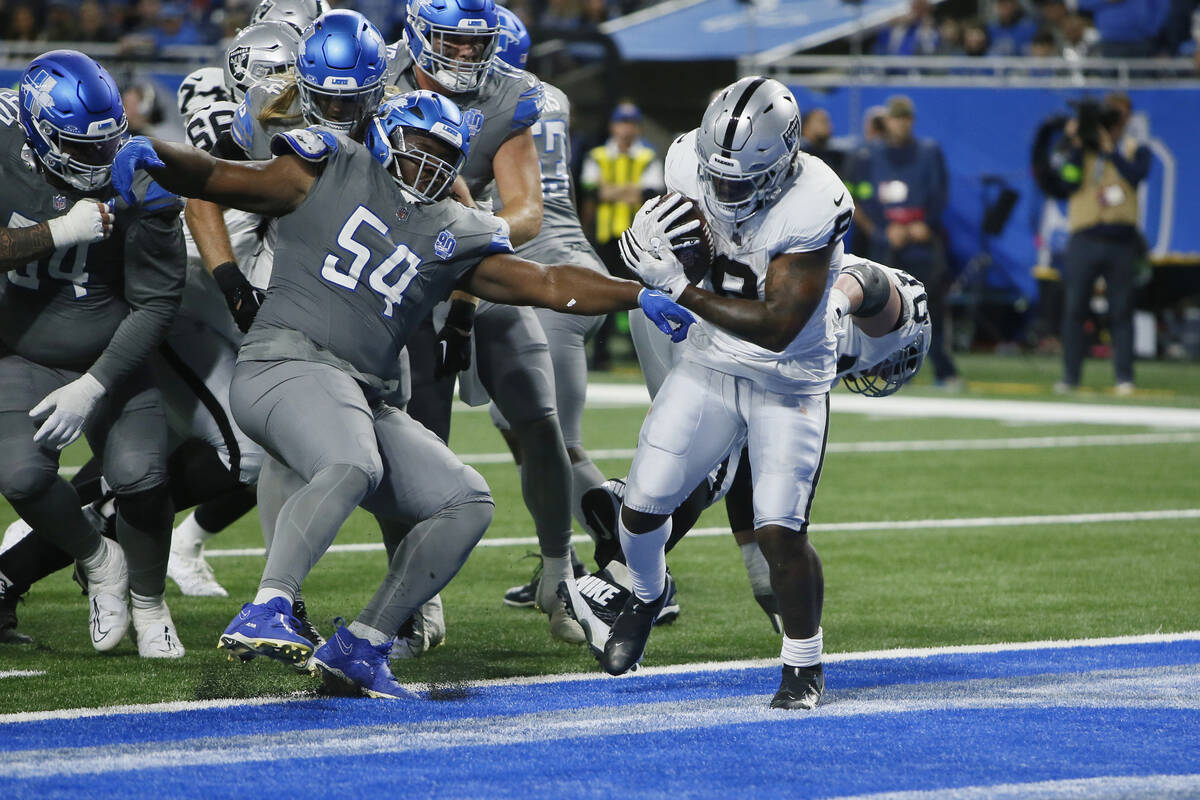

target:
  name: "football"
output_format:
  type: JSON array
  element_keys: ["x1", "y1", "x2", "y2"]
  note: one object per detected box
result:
[{"x1": 654, "y1": 194, "x2": 714, "y2": 284}]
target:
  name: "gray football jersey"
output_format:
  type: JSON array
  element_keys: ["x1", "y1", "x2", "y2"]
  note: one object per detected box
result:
[
  {"x1": 0, "y1": 90, "x2": 185, "y2": 384},
  {"x1": 515, "y1": 83, "x2": 604, "y2": 272},
  {"x1": 240, "y1": 128, "x2": 514, "y2": 386},
  {"x1": 231, "y1": 75, "x2": 303, "y2": 159},
  {"x1": 389, "y1": 49, "x2": 544, "y2": 199}
]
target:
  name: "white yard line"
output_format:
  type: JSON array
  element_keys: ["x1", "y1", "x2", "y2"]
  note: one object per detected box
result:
[
  {"x1": 0, "y1": 671, "x2": 45, "y2": 679},
  {"x1": 829, "y1": 774, "x2": 1200, "y2": 800},
  {"x1": 3, "y1": 631, "x2": 1195, "y2": 725},
  {"x1": 202, "y1": 508, "x2": 1200, "y2": 559}
]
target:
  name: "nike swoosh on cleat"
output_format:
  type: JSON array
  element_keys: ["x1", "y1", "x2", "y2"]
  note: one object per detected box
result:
[
  {"x1": 336, "y1": 635, "x2": 354, "y2": 656},
  {"x1": 834, "y1": 194, "x2": 846, "y2": 207},
  {"x1": 91, "y1": 598, "x2": 111, "y2": 642}
]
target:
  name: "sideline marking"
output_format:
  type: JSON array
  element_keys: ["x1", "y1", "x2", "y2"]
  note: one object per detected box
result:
[
  {"x1": 0, "y1": 671, "x2": 45, "y2": 679},
  {"x1": 203, "y1": 508, "x2": 1200, "y2": 559},
  {"x1": 3, "y1": 631, "x2": 1195, "y2": 725},
  {"x1": 829, "y1": 774, "x2": 1200, "y2": 800}
]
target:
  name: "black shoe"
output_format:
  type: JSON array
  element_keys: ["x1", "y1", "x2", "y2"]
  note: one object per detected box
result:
[
  {"x1": 292, "y1": 598, "x2": 325, "y2": 648},
  {"x1": 599, "y1": 575, "x2": 673, "y2": 676},
  {"x1": 770, "y1": 664, "x2": 824, "y2": 710},
  {"x1": 0, "y1": 594, "x2": 33, "y2": 645},
  {"x1": 581, "y1": 479, "x2": 624, "y2": 566},
  {"x1": 754, "y1": 592, "x2": 783, "y2": 634},
  {"x1": 503, "y1": 555, "x2": 541, "y2": 608}
]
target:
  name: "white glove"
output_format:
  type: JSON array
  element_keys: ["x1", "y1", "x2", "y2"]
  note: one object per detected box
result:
[
  {"x1": 29, "y1": 373, "x2": 106, "y2": 450},
  {"x1": 46, "y1": 201, "x2": 114, "y2": 249},
  {"x1": 619, "y1": 230, "x2": 690, "y2": 298}
]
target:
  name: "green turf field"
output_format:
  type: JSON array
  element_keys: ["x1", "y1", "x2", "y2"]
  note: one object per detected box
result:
[{"x1": 0, "y1": 353, "x2": 1197, "y2": 714}]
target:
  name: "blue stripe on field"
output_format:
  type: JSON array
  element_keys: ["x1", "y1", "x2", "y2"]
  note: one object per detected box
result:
[
  {"x1": 5, "y1": 708, "x2": 1198, "y2": 799},
  {"x1": 2, "y1": 639, "x2": 1197, "y2": 753}
]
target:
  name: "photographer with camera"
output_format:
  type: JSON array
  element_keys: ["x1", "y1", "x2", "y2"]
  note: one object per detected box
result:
[{"x1": 1039, "y1": 92, "x2": 1150, "y2": 395}]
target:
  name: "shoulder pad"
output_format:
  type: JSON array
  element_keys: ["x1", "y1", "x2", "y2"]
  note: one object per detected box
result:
[
  {"x1": 270, "y1": 127, "x2": 339, "y2": 162},
  {"x1": 231, "y1": 100, "x2": 255, "y2": 154},
  {"x1": 511, "y1": 78, "x2": 544, "y2": 133}
]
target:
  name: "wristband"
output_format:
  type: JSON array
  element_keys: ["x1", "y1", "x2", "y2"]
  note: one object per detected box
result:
[{"x1": 211, "y1": 261, "x2": 243, "y2": 293}]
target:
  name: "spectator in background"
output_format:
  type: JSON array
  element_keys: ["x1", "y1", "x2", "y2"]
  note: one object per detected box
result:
[
  {"x1": 580, "y1": 102, "x2": 664, "y2": 368},
  {"x1": 963, "y1": 19, "x2": 991, "y2": 57},
  {"x1": 579, "y1": 0, "x2": 610, "y2": 28},
  {"x1": 848, "y1": 95, "x2": 959, "y2": 386},
  {"x1": 1037, "y1": 0, "x2": 1068, "y2": 32},
  {"x1": 873, "y1": 0, "x2": 939, "y2": 56},
  {"x1": 1047, "y1": 93, "x2": 1150, "y2": 395},
  {"x1": 44, "y1": 1, "x2": 80, "y2": 40},
  {"x1": 989, "y1": 0, "x2": 1037, "y2": 55},
  {"x1": 150, "y1": 2, "x2": 205, "y2": 47},
  {"x1": 801, "y1": 108, "x2": 846, "y2": 177},
  {"x1": 936, "y1": 17, "x2": 964, "y2": 55},
  {"x1": 1030, "y1": 26, "x2": 1060, "y2": 58},
  {"x1": 863, "y1": 105, "x2": 888, "y2": 142},
  {"x1": 1061, "y1": 11, "x2": 1098, "y2": 59},
  {"x1": 78, "y1": 0, "x2": 119, "y2": 42},
  {"x1": 4, "y1": 3, "x2": 41, "y2": 41},
  {"x1": 1077, "y1": 0, "x2": 1170, "y2": 58}
]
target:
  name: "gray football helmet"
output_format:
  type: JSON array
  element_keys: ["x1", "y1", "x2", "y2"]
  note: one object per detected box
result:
[
  {"x1": 250, "y1": 0, "x2": 330, "y2": 32},
  {"x1": 841, "y1": 269, "x2": 932, "y2": 397},
  {"x1": 223, "y1": 20, "x2": 302, "y2": 102},
  {"x1": 694, "y1": 76, "x2": 801, "y2": 226}
]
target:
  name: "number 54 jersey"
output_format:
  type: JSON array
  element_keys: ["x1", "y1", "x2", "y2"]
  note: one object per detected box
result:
[
  {"x1": 666, "y1": 129, "x2": 853, "y2": 395},
  {"x1": 240, "y1": 128, "x2": 514, "y2": 389}
]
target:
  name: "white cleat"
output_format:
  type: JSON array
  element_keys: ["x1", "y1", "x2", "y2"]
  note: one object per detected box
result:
[
  {"x1": 390, "y1": 594, "x2": 447, "y2": 660},
  {"x1": 167, "y1": 550, "x2": 228, "y2": 597},
  {"x1": 1, "y1": 518, "x2": 32, "y2": 556},
  {"x1": 133, "y1": 600, "x2": 185, "y2": 659},
  {"x1": 84, "y1": 537, "x2": 130, "y2": 652}
]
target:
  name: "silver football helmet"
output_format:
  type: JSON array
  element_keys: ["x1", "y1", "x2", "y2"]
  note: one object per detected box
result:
[
  {"x1": 841, "y1": 268, "x2": 932, "y2": 397},
  {"x1": 250, "y1": 0, "x2": 330, "y2": 32},
  {"x1": 694, "y1": 76, "x2": 801, "y2": 226},
  {"x1": 223, "y1": 20, "x2": 302, "y2": 102}
]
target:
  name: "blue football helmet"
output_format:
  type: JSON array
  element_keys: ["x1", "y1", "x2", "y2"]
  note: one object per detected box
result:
[
  {"x1": 404, "y1": 0, "x2": 500, "y2": 93},
  {"x1": 295, "y1": 10, "x2": 387, "y2": 134},
  {"x1": 494, "y1": 7, "x2": 531, "y2": 70},
  {"x1": 366, "y1": 90, "x2": 470, "y2": 204},
  {"x1": 19, "y1": 50, "x2": 127, "y2": 193}
]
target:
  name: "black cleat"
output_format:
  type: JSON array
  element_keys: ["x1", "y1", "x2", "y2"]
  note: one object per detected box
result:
[
  {"x1": 581, "y1": 479, "x2": 624, "y2": 566},
  {"x1": 292, "y1": 598, "x2": 325, "y2": 648},
  {"x1": 0, "y1": 594, "x2": 33, "y2": 645},
  {"x1": 503, "y1": 556, "x2": 541, "y2": 608},
  {"x1": 599, "y1": 575, "x2": 673, "y2": 676},
  {"x1": 754, "y1": 592, "x2": 783, "y2": 634},
  {"x1": 770, "y1": 663, "x2": 824, "y2": 710}
]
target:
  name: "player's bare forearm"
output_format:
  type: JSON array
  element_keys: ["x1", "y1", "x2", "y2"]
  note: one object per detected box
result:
[
  {"x1": 679, "y1": 249, "x2": 830, "y2": 352},
  {"x1": 0, "y1": 223, "x2": 55, "y2": 268},
  {"x1": 145, "y1": 138, "x2": 312, "y2": 217},
  {"x1": 184, "y1": 199, "x2": 237, "y2": 272},
  {"x1": 468, "y1": 254, "x2": 639, "y2": 314},
  {"x1": 493, "y1": 130, "x2": 543, "y2": 246},
  {"x1": 834, "y1": 271, "x2": 902, "y2": 338}
]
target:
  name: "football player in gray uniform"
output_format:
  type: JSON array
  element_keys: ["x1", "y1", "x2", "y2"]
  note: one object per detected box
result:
[
  {"x1": 489, "y1": 9, "x2": 610, "y2": 610},
  {"x1": 393, "y1": 0, "x2": 587, "y2": 644},
  {"x1": 0, "y1": 51, "x2": 186, "y2": 658},
  {"x1": 112, "y1": 89, "x2": 694, "y2": 697}
]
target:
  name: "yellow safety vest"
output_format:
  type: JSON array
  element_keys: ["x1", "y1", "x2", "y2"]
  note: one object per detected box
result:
[{"x1": 589, "y1": 144, "x2": 655, "y2": 244}]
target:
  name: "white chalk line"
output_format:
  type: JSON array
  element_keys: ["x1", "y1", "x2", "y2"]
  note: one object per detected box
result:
[
  {"x1": 201, "y1": 508, "x2": 1200, "y2": 559},
  {"x1": 3, "y1": 661, "x2": 1199, "y2": 779},
  {"x1": 0, "y1": 671, "x2": 45, "y2": 679},
  {"x1": 2, "y1": 631, "x2": 1196, "y2": 725}
]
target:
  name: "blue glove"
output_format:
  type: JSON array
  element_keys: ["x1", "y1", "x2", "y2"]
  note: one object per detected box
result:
[
  {"x1": 111, "y1": 136, "x2": 165, "y2": 207},
  {"x1": 638, "y1": 288, "x2": 695, "y2": 343}
]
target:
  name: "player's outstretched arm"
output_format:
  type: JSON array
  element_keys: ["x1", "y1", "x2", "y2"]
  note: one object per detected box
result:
[
  {"x1": 466, "y1": 253, "x2": 694, "y2": 340},
  {"x1": 830, "y1": 265, "x2": 902, "y2": 338},
  {"x1": 113, "y1": 136, "x2": 316, "y2": 218},
  {"x1": 678, "y1": 246, "x2": 832, "y2": 352}
]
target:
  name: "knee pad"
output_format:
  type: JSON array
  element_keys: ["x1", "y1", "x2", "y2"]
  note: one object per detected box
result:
[
  {"x1": 0, "y1": 461, "x2": 59, "y2": 502},
  {"x1": 842, "y1": 261, "x2": 893, "y2": 319},
  {"x1": 116, "y1": 483, "x2": 174, "y2": 533}
]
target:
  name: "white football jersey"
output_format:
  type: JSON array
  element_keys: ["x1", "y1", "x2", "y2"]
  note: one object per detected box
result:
[
  {"x1": 834, "y1": 257, "x2": 931, "y2": 376},
  {"x1": 665, "y1": 129, "x2": 854, "y2": 393}
]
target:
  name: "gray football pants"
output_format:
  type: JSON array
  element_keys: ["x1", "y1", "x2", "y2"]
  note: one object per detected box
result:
[
  {"x1": 0, "y1": 354, "x2": 171, "y2": 595},
  {"x1": 230, "y1": 358, "x2": 492, "y2": 600}
]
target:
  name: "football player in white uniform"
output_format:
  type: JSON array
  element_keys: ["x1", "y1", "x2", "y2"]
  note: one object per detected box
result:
[{"x1": 601, "y1": 77, "x2": 854, "y2": 709}]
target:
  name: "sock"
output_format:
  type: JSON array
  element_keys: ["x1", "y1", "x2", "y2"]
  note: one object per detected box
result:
[
  {"x1": 618, "y1": 515, "x2": 670, "y2": 602},
  {"x1": 131, "y1": 591, "x2": 165, "y2": 612},
  {"x1": 781, "y1": 627, "x2": 823, "y2": 668},
  {"x1": 537, "y1": 553, "x2": 573, "y2": 610},
  {"x1": 348, "y1": 620, "x2": 390, "y2": 646},
  {"x1": 78, "y1": 536, "x2": 111, "y2": 574},
  {"x1": 253, "y1": 587, "x2": 292, "y2": 606},
  {"x1": 740, "y1": 541, "x2": 773, "y2": 597},
  {"x1": 171, "y1": 512, "x2": 211, "y2": 558}
]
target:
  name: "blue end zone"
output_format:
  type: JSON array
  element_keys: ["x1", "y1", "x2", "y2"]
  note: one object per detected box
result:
[{"x1": 3, "y1": 638, "x2": 1198, "y2": 799}]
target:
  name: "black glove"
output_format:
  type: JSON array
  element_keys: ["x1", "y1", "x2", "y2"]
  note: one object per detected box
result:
[
  {"x1": 435, "y1": 299, "x2": 475, "y2": 378},
  {"x1": 212, "y1": 261, "x2": 264, "y2": 334}
]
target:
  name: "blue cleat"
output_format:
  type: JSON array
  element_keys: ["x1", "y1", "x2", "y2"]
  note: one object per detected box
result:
[
  {"x1": 217, "y1": 597, "x2": 314, "y2": 668},
  {"x1": 312, "y1": 622, "x2": 415, "y2": 699}
]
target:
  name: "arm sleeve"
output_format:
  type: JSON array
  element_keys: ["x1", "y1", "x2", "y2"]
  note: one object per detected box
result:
[
  {"x1": 1109, "y1": 144, "x2": 1152, "y2": 186},
  {"x1": 87, "y1": 211, "x2": 185, "y2": 389}
]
